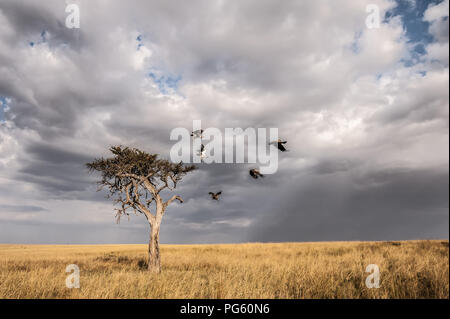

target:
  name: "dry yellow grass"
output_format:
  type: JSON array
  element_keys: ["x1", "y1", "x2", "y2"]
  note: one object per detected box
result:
[{"x1": 0, "y1": 240, "x2": 448, "y2": 299}]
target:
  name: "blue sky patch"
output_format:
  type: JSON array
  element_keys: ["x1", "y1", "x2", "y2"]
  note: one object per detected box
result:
[
  {"x1": 386, "y1": 0, "x2": 445, "y2": 66},
  {"x1": 40, "y1": 30, "x2": 47, "y2": 42},
  {"x1": 387, "y1": 0, "x2": 443, "y2": 44},
  {"x1": 351, "y1": 31, "x2": 363, "y2": 54},
  {"x1": 0, "y1": 96, "x2": 9, "y2": 121},
  {"x1": 417, "y1": 70, "x2": 427, "y2": 76},
  {"x1": 136, "y1": 34, "x2": 144, "y2": 50},
  {"x1": 27, "y1": 30, "x2": 48, "y2": 48},
  {"x1": 148, "y1": 72, "x2": 182, "y2": 94}
]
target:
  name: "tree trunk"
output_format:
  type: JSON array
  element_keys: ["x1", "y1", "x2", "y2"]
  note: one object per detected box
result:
[{"x1": 148, "y1": 223, "x2": 161, "y2": 273}]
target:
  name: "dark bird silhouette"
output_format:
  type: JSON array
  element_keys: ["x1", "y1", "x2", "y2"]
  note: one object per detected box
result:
[
  {"x1": 249, "y1": 168, "x2": 264, "y2": 179},
  {"x1": 191, "y1": 129, "x2": 204, "y2": 138},
  {"x1": 197, "y1": 144, "x2": 207, "y2": 160},
  {"x1": 269, "y1": 138, "x2": 288, "y2": 152},
  {"x1": 208, "y1": 191, "x2": 222, "y2": 200}
]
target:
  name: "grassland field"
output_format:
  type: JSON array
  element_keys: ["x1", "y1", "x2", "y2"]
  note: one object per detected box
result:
[{"x1": 0, "y1": 240, "x2": 448, "y2": 298}]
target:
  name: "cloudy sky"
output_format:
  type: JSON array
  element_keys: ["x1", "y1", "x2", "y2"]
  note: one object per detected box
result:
[{"x1": 0, "y1": 0, "x2": 448, "y2": 244}]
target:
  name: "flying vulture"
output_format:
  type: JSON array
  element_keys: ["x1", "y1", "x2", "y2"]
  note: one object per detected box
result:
[
  {"x1": 197, "y1": 144, "x2": 207, "y2": 160},
  {"x1": 208, "y1": 191, "x2": 222, "y2": 200},
  {"x1": 269, "y1": 139, "x2": 288, "y2": 152},
  {"x1": 191, "y1": 129, "x2": 204, "y2": 138},
  {"x1": 249, "y1": 168, "x2": 264, "y2": 179}
]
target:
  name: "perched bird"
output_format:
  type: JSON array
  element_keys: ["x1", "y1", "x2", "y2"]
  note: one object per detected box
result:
[
  {"x1": 197, "y1": 144, "x2": 207, "y2": 160},
  {"x1": 208, "y1": 191, "x2": 222, "y2": 200},
  {"x1": 269, "y1": 138, "x2": 288, "y2": 152},
  {"x1": 191, "y1": 129, "x2": 204, "y2": 138},
  {"x1": 249, "y1": 168, "x2": 264, "y2": 179}
]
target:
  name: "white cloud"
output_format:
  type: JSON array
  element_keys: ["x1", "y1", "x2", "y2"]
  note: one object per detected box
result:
[{"x1": 424, "y1": 0, "x2": 449, "y2": 65}]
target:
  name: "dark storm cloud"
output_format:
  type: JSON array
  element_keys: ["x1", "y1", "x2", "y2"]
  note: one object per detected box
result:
[
  {"x1": 0, "y1": 1, "x2": 59, "y2": 37},
  {"x1": 11, "y1": 142, "x2": 93, "y2": 195},
  {"x1": 250, "y1": 166, "x2": 449, "y2": 242},
  {"x1": 27, "y1": 142, "x2": 92, "y2": 164},
  {"x1": 0, "y1": 0, "x2": 83, "y2": 46},
  {"x1": 0, "y1": 220, "x2": 147, "y2": 244},
  {"x1": 312, "y1": 159, "x2": 362, "y2": 175},
  {"x1": 0, "y1": 204, "x2": 46, "y2": 212}
]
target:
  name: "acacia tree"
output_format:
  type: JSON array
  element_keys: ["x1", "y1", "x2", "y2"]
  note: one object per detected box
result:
[{"x1": 86, "y1": 146, "x2": 196, "y2": 273}]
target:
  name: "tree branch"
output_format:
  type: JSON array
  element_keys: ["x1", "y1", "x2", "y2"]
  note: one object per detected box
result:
[
  {"x1": 117, "y1": 180, "x2": 154, "y2": 224},
  {"x1": 164, "y1": 195, "x2": 183, "y2": 211},
  {"x1": 86, "y1": 146, "x2": 196, "y2": 226}
]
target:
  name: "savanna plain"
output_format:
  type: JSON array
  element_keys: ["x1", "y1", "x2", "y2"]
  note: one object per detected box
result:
[{"x1": 0, "y1": 240, "x2": 448, "y2": 299}]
